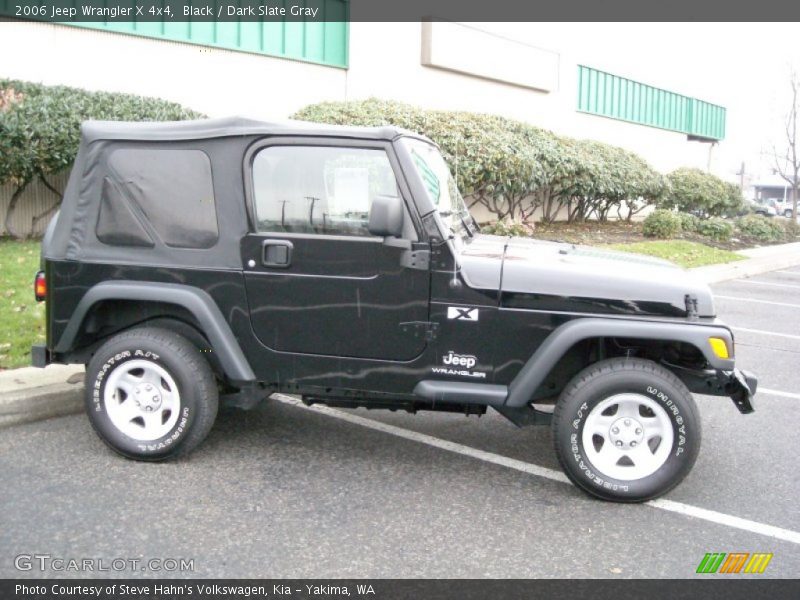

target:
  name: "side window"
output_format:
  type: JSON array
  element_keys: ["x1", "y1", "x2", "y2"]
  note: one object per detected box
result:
[
  {"x1": 251, "y1": 146, "x2": 399, "y2": 237},
  {"x1": 103, "y1": 148, "x2": 218, "y2": 249}
]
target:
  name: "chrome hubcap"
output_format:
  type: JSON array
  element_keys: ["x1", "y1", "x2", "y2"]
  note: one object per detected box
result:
[
  {"x1": 582, "y1": 393, "x2": 673, "y2": 481},
  {"x1": 104, "y1": 359, "x2": 180, "y2": 441}
]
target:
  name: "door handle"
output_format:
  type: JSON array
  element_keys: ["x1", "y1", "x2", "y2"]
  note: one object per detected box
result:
[{"x1": 261, "y1": 239, "x2": 293, "y2": 268}]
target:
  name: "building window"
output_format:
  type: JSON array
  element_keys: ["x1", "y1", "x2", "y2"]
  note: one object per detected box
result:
[
  {"x1": 252, "y1": 145, "x2": 399, "y2": 237},
  {"x1": 66, "y1": 6, "x2": 349, "y2": 69},
  {"x1": 577, "y1": 65, "x2": 726, "y2": 141}
]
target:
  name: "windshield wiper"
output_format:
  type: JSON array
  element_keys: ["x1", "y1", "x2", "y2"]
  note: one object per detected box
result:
[
  {"x1": 458, "y1": 213, "x2": 474, "y2": 238},
  {"x1": 438, "y1": 210, "x2": 473, "y2": 239}
]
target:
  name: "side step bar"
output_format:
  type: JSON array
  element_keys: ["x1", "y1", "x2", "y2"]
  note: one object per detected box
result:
[
  {"x1": 413, "y1": 380, "x2": 551, "y2": 426},
  {"x1": 413, "y1": 380, "x2": 508, "y2": 407}
]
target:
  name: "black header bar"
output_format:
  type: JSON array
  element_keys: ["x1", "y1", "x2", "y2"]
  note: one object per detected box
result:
[
  {"x1": 2, "y1": 0, "x2": 800, "y2": 23},
  {"x1": 3, "y1": 579, "x2": 800, "y2": 600}
]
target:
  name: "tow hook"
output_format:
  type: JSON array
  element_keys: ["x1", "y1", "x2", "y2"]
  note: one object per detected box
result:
[{"x1": 726, "y1": 369, "x2": 757, "y2": 414}]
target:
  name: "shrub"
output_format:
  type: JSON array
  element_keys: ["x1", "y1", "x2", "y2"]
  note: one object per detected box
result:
[
  {"x1": 735, "y1": 215, "x2": 785, "y2": 242},
  {"x1": 697, "y1": 218, "x2": 734, "y2": 242},
  {"x1": 481, "y1": 218, "x2": 534, "y2": 237},
  {"x1": 677, "y1": 212, "x2": 700, "y2": 233},
  {"x1": 562, "y1": 138, "x2": 665, "y2": 223},
  {"x1": 783, "y1": 218, "x2": 800, "y2": 239},
  {"x1": 722, "y1": 182, "x2": 747, "y2": 217},
  {"x1": 294, "y1": 98, "x2": 665, "y2": 225},
  {"x1": 642, "y1": 209, "x2": 682, "y2": 238},
  {"x1": 0, "y1": 79, "x2": 202, "y2": 237},
  {"x1": 660, "y1": 168, "x2": 740, "y2": 217}
]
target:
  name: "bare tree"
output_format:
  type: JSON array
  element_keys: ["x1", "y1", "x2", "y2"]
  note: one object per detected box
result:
[{"x1": 773, "y1": 72, "x2": 800, "y2": 220}]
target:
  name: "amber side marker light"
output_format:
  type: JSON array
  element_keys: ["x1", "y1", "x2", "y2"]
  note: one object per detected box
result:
[
  {"x1": 34, "y1": 271, "x2": 46, "y2": 302},
  {"x1": 708, "y1": 337, "x2": 730, "y2": 359}
]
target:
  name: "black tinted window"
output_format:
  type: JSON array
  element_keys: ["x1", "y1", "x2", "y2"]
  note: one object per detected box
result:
[
  {"x1": 252, "y1": 146, "x2": 398, "y2": 236},
  {"x1": 96, "y1": 177, "x2": 154, "y2": 247},
  {"x1": 105, "y1": 148, "x2": 218, "y2": 248}
]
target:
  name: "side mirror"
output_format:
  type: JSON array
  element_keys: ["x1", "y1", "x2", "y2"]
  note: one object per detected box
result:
[{"x1": 368, "y1": 195, "x2": 404, "y2": 238}]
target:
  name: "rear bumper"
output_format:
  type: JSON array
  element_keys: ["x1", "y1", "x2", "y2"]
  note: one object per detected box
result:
[{"x1": 31, "y1": 343, "x2": 50, "y2": 368}]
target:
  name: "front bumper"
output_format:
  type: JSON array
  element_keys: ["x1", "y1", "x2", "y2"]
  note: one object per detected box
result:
[
  {"x1": 727, "y1": 369, "x2": 757, "y2": 414},
  {"x1": 667, "y1": 363, "x2": 756, "y2": 414}
]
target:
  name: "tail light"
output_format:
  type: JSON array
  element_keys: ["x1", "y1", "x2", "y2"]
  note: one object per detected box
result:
[{"x1": 34, "y1": 271, "x2": 46, "y2": 302}]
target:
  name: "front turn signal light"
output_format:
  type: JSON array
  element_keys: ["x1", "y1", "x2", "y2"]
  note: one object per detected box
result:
[
  {"x1": 34, "y1": 271, "x2": 46, "y2": 302},
  {"x1": 709, "y1": 337, "x2": 730, "y2": 359}
]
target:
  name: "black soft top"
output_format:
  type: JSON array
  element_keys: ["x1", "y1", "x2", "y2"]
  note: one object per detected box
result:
[
  {"x1": 44, "y1": 118, "x2": 422, "y2": 269},
  {"x1": 80, "y1": 116, "x2": 408, "y2": 143}
]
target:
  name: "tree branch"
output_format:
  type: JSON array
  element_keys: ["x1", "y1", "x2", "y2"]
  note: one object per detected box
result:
[{"x1": 3, "y1": 179, "x2": 32, "y2": 239}]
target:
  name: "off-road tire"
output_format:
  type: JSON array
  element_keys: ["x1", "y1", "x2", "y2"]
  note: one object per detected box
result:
[
  {"x1": 552, "y1": 357, "x2": 701, "y2": 502},
  {"x1": 84, "y1": 327, "x2": 218, "y2": 461}
]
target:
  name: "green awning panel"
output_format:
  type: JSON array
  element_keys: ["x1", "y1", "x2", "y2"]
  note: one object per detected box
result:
[{"x1": 577, "y1": 65, "x2": 725, "y2": 141}]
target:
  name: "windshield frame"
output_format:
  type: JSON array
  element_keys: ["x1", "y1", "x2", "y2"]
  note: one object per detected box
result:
[{"x1": 396, "y1": 136, "x2": 477, "y2": 245}]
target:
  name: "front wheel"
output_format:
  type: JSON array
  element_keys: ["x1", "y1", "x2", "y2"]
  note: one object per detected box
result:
[
  {"x1": 552, "y1": 358, "x2": 700, "y2": 502},
  {"x1": 85, "y1": 327, "x2": 218, "y2": 461}
]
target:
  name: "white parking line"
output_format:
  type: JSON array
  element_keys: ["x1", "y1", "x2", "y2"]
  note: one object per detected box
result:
[
  {"x1": 731, "y1": 326, "x2": 800, "y2": 341},
  {"x1": 273, "y1": 394, "x2": 800, "y2": 546},
  {"x1": 648, "y1": 499, "x2": 800, "y2": 545},
  {"x1": 760, "y1": 387, "x2": 800, "y2": 400},
  {"x1": 716, "y1": 295, "x2": 800, "y2": 309},
  {"x1": 740, "y1": 279, "x2": 800, "y2": 290}
]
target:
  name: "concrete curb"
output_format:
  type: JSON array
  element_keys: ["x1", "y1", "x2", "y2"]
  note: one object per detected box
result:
[
  {"x1": 3, "y1": 241, "x2": 800, "y2": 429},
  {"x1": 0, "y1": 365, "x2": 85, "y2": 429},
  {"x1": 691, "y1": 241, "x2": 800, "y2": 283}
]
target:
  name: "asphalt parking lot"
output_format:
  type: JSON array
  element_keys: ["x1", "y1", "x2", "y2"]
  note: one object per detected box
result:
[{"x1": 1, "y1": 268, "x2": 799, "y2": 579}]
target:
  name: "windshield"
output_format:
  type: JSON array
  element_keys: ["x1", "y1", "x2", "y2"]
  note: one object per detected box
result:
[{"x1": 400, "y1": 138, "x2": 477, "y2": 242}]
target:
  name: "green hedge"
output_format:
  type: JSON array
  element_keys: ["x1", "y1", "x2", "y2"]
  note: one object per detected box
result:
[
  {"x1": 0, "y1": 79, "x2": 202, "y2": 237},
  {"x1": 294, "y1": 98, "x2": 665, "y2": 224},
  {"x1": 481, "y1": 218, "x2": 534, "y2": 237},
  {"x1": 697, "y1": 218, "x2": 734, "y2": 242},
  {"x1": 676, "y1": 212, "x2": 700, "y2": 233},
  {"x1": 659, "y1": 168, "x2": 744, "y2": 217},
  {"x1": 735, "y1": 215, "x2": 785, "y2": 242},
  {"x1": 643, "y1": 210, "x2": 682, "y2": 238}
]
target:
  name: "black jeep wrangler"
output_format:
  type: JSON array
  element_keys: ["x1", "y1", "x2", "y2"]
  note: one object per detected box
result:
[{"x1": 33, "y1": 118, "x2": 756, "y2": 502}]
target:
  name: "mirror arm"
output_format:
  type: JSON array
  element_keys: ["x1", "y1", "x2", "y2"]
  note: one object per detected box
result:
[{"x1": 383, "y1": 236, "x2": 412, "y2": 250}]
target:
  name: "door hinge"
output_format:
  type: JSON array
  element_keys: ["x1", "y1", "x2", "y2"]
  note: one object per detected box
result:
[
  {"x1": 399, "y1": 321, "x2": 439, "y2": 341},
  {"x1": 400, "y1": 246, "x2": 431, "y2": 271}
]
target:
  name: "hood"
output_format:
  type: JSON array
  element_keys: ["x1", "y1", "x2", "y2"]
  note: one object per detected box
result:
[{"x1": 459, "y1": 235, "x2": 715, "y2": 318}]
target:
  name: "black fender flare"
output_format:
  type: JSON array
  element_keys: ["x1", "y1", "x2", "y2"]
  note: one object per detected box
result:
[
  {"x1": 55, "y1": 280, "x2": 255, "y2": 383},
  {"x1": 505, "y1": 317, "x2": 735, "y2": 407}
]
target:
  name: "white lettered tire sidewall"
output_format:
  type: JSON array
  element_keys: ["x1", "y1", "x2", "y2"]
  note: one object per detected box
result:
[
  {"x1": 553, "y1": 358, "x2": 701, "y2": 502},
  {"x1": 85, "y1": 328, "x2": 218, "y2": 461}
]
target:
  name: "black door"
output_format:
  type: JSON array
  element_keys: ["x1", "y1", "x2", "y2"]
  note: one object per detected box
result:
[{"x1": 241, "y1": 141, "x2": 430, "y2": 361}]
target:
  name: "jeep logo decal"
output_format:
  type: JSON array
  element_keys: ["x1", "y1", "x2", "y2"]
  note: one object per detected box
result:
[{"x1": 443, "y1": 351, "x2": 477, "y2": 369}]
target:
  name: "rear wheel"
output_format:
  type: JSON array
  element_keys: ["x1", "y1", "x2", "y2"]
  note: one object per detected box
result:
[
  {"x1": 85, "y1": 327, "x2": 218, "y2": 461},
  {"x1": 552, "y1": 358, "x2": 700, "y2": 502}
]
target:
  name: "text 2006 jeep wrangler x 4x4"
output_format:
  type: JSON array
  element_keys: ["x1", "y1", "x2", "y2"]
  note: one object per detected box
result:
[{"x1": 32, "y1": 118, "x2": 756, "y2": 502}]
